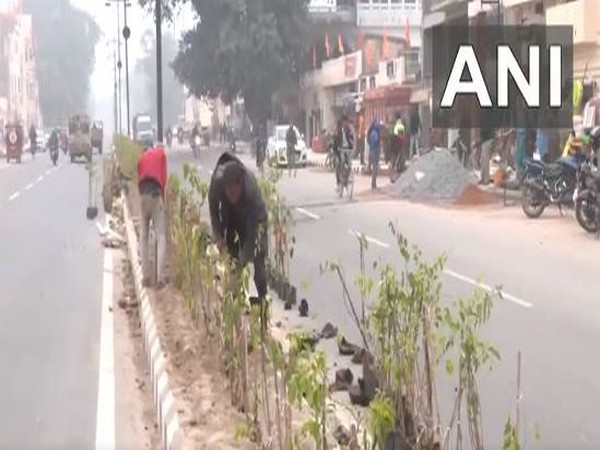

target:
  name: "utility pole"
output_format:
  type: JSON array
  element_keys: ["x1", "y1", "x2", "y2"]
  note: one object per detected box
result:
[
  {"x1": 113, "y1": 44, "x2": 118, "y2": 135},
  {"x1": 155, "y1": 0, "x2": 164, "y2": 143},
  {"x1": 106, "y1": 0, "x2": 124, "y2": 135},
  {"x1": 122, "y1": 1, "x2": 131, "y2": 138}
]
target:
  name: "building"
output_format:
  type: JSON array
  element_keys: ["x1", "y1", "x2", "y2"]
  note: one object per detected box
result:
[{"x1": 0, "y1": 0, "x2": 41, "y2": 133}]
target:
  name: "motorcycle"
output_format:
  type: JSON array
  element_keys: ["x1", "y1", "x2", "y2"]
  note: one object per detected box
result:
[
  {"x1": 574, "y1": 128, "x2": 600, "y2": 234},
  {"x1": 49, "y1": 142, "x2": 59, "y2": 166},
  {"x1": 520, "y1": 152, "x2": 588, "y2": 218},
  {"x1": 191, "y1": 135, "x2": 201, "y2": 158}
]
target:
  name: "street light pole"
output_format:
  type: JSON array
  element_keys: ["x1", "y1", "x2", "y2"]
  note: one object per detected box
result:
[
  {"x1": 155, "y1": 0, "x2": 164, "y2": 143},
  {"x1": 116, "y1": 1, "x2": 122, "y2": 135},
  {"x1": 113, "y1": 45, "x2": 118, "y2": 136},
  {"x1": 122, "y1": 1, "x2": 131, "y2": 138}
]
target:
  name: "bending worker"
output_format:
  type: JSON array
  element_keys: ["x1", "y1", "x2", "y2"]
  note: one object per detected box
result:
[
  {"x1": 208, "y1": 152, "x2": 269, "y2": 303},
  {"x1": 137, "y1": 143, "x2": 168, "y2": 288}
]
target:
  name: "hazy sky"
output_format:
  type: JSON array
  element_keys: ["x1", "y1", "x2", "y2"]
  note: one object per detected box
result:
[{"x1": 71, "y1": 0, "x2": 195, "y2": 134}]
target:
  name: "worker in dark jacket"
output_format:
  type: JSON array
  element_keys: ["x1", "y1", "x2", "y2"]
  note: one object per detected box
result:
[{"x1": 208, "y1": 153, "x2": 269, "y2": 302}]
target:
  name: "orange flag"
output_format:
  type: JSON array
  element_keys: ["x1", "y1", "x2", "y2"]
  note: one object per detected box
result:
[
  {"x1": 405, "y1": 17, "x2": 411, "y2": 48},
  {"x1": 338, "y1": 33, "x2": 344, "y2": 55},
  {"x1": 312, "y1": 44, "x2": 317, "y2": 69},
  {"x1": 325, "y1": 32, "x2": 331, "y2": 58},
  {"x1": 365, "y1": 40, "x2": 373, "y2": 67},
  {"x1": 381, "y1": 29, "x2": 389, "y2": 59}
]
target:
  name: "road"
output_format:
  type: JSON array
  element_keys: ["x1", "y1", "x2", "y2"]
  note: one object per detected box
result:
[
  {"x1": 0, "y1": 152, "x2": 156, "y2": 448},
  {"x1": 169, "y1": 142, "x2": 600, "y2": 449}
]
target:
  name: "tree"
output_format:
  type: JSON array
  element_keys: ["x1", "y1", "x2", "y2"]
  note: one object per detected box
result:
[
  {"x1": 134, "y1": 29, "x2": 184, "y2": 127},
  {"x1": 23, "y1": 0, "x2": 100, "y2": 125},
  {"x1": 168, "y1": 0, "x2": 310, "y2": 127}
]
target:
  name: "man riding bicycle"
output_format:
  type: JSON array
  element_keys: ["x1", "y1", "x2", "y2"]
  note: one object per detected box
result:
[{"x1": 334, "y1": 117, "x2": 354, "y2": 193}]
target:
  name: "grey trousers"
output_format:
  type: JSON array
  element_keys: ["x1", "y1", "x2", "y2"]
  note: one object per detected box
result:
[{"x1": 140, "y1": 192, "x2": 167, "y2": 284}]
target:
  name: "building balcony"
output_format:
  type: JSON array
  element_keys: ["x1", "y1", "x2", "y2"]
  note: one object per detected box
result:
[
  {"x1": 357, "y1": 0, "x2": 422, "y2": 28},
  {"x1": 308, "y1": 0, "x2": 356, "y2": 23},
  {"x1": 546, "y1": 0, "x2": 600, "y2": 45}
]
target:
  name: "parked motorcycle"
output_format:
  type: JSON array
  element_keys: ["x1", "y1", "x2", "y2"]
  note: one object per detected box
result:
[
  {"x1": 520, "y1": 152, "x2": 588, "y2": 218},
  {"x1": 573, "y1": 128, "x2": 600, "y2": 234}
]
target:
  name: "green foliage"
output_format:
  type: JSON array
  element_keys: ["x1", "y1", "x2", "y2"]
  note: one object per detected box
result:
[
  {"x1": 23, "y1": 0, "x2": 100, "y2": 125},
  {"x1": 134, "y1": 29, "x2": 185, "y2": 126},
  {"x1": 114, "y1": 135, "x2": 143, "y2": 181},
  {"x1": 170, "y1": 0, "x2": 311, "y2": 125},
  {"x1": 367, "y1": 392, "x2": 396, "y2": 450},
  {"x1": 503, "y1": 418, "x2": 521, "y2": 450}
]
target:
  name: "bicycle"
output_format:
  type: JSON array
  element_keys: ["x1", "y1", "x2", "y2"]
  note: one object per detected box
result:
[{"x1": 336, "y1": 149, "x2": 354, "y2": 199}]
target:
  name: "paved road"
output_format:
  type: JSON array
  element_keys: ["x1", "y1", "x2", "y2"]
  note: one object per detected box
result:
[
  {"x1": 168, "y1": 143, "x2": 600, "y2": 449},
  {"x1": 0, "y1": 152, "x2": 154, "y2": 448}
]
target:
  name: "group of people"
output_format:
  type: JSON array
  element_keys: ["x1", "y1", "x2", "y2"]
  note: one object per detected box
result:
[{"x1": 136, "y1": 143, "x2": 269, "y2": 308}]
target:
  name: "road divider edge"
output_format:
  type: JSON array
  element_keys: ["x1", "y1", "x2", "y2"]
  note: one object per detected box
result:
[{"x1": 122, "y1": 193, "x2": 185, "y2": 450}]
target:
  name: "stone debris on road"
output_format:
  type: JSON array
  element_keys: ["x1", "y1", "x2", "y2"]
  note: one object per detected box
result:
[
  {"x1": 338, "y1": 336, "x2": 361, "y2": 356},
  {"x1": 385, "y1": 148, "x2": 478, "y2": 202},
  {"x1": 298, "y1": 298, "x2": 309, "y2": 317},
  {"x1": 320, "y1": 322, "x2": 338, "y2": 339},
  {"x1": 330, "y1": 368, "x2": 354, "y2": 392}
]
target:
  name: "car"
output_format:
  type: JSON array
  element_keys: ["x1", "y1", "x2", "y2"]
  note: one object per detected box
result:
[
  {"x1": 266, "y1": 125, "x2": 308, "y2": 168},
  {"x1": 36, "y1": 129, "x2": 45, "y2": 151}
]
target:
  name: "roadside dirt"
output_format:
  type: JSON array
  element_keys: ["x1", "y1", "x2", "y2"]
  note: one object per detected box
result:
[
  {"x1": 453, "y1": 183, "x2": 498, "y2": 206},
  {"x1": 113, "y1": 249, "x2": 161, "y2": 449},
  {"x1": 149, "y1": 285, "x2": 255, "y2": 450},
  {"x1": 123, "y1": 190, "x2": 255, "y2": 450}
]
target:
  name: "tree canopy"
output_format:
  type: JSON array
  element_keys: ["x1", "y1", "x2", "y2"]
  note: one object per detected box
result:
[
  {"x1": 24, "y1": 0, "x2": 100, "y2": 125},
  {"x1": 166, "y1": 0, "x2": 310, "y2": 126},
  {"x1": 134, "y1": 29, "x2": 184, "y2": 127}
]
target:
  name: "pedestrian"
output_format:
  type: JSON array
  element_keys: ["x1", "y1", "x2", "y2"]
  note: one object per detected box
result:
[
  {"x1": 137, "y1": 144, "x2": 168, "y2": 288},
  {"x1": 285, "y1": 124, "x2": 297, "y2": 178},
  {"x1": 409, "y1": 105, "x2": 421, "y2": 157},
  {"x1": 478, "y1": 127, "x2": 495, "y2": 185},
  {"x1": 392, "y1": 113, "x2": 406, "y2": 173},
  {"x1": 335, "y1": 117, "x2": 354, "y2": 193},
  {"x1": 208, "y1": 153, "x2": 269, "y2": 309},
  {"x1": 535, "y1": 127, "x2": 550, "y2": 162},
  {"x1": 367, "y1": 118, "x2": 382, "y2": 190},
  {"x1": 29, "y1": 125, "x2": 37, "y2": 155},
  {"x1": 357, "y1": 112, "x2": 366, "y2": 166}
]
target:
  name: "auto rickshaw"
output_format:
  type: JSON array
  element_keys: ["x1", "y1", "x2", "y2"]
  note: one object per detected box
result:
[{"x1": 4, "y1": 122, "x2": 24, "y2": 163}]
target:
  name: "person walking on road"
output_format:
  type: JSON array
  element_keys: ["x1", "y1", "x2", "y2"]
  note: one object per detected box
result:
[
  {"x1": 29, "y1": 125, "x2": 37, "y2": 157},
  {"x1": 409, "y1": 105, "x2": 421, "y2": 158},
  {"x1": 285, "y1": 124, "x2": 297, "y2": 178},
  {"x1": 137, "y1": 144, "x2": 168, "y2": 288},
  {"x1": 367, "y1": 118, "x2": 382, "y2": 190},
  {"x1": 208, "y1": 153, "x2": 269, "y2": 308},
  {"x1": 357, "y1": 112, "x2": 366, "y2": 166}
]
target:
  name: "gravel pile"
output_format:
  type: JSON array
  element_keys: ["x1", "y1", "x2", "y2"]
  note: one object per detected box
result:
[{"x1": 385, "y1": 149, "x2": 477, "y2": 201}]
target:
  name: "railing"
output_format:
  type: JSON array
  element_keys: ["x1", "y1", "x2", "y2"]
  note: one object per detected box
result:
[
  {"x1": 357, "y1": 1, "x2": 422, "y2": 28},
  {"x1": 309, "y1": 4, "x2": 356, "y2": 23}
]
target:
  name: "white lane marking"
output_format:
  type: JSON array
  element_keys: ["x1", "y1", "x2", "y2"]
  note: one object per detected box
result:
[
  {"x1": 295, "y1": 207, "x2": 320, "y2": 220},
  {"x1": 95, "y1": 249, "x2": 116, "y2": 449},
  {"x1": 208, "y1": 169, "x2": 213, "y2": 175},
  {"x1": 348, "y1": 229, "x2": 390, "y2": 249},
  {"x1": 444, "y1": 269, "x2": 533, "y2": 309},
  {"x1": 45, "y1": 169, "x2": 52, "y2": 175},
  {"x1": 197, "y1": 164, "x2": 203, "y2": 170},
  {"x1": 25, "y1": 183, "x2": 34, "y2": 191},
  {"x1": 8, "y1": 191, "x2": 20, "y2": 201},
  {"x1": 36, "y1": 175, "x2": 43, "y2": 183}
]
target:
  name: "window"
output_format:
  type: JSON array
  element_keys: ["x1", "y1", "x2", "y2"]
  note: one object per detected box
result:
[
  {"x1": 360, "y1": 77, "x2": 367, "y2": 91},
  {"x1": 369, "y1": 76, "x2": 376, "y2": 89},
  {"x1": 386, "y1": 60, "x2": 395, "y2": 78}
]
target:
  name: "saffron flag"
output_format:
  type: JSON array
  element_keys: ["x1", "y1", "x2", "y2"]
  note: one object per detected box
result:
[
  {"x1": 325, "y1": 31, "x2": 331, "y2": 58},
  {"x1": 381, "y1": 29, "x2": 389, "y2": 59},
  {"x1": 338, "y1": 33, "x2": 344, "y2": 55},
  {"x1": 405, "y1": 17, "x2": 411, "y2": 48}
]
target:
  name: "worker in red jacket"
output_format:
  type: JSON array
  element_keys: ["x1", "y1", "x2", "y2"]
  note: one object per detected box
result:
[{"x1": 137, "y1": 144, "x2": 168, "y2": 288}]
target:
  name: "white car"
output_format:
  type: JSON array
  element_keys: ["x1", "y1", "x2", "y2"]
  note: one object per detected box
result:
[{"x1": 267, "y1": 125, "x2": 308, "y2": 168}]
